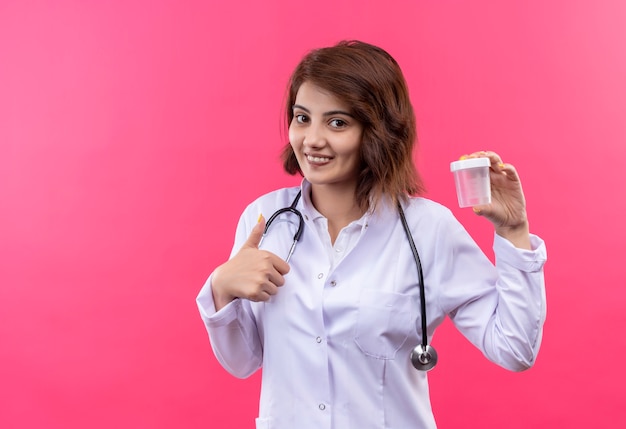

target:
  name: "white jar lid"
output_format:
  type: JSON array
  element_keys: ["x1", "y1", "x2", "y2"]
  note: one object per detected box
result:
[{"x1": 450, "y1": 157, "x2": 491, "y2": 172}]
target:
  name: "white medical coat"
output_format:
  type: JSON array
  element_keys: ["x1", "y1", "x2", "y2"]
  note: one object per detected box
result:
[{"x1": 197, "y1": 181, "x2": 547, "y2": 429}]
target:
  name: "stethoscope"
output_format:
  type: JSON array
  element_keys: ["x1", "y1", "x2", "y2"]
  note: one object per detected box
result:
[{"x1": 258, "y1": 191, "x2": 438, "y2": 371}]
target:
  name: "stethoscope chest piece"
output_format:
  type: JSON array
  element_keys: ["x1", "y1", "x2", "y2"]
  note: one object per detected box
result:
[{"x1": 410, "y1": 344, "x2": 438, "y2": 372}]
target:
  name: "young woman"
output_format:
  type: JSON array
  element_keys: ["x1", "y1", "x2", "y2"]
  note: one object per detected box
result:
[{"x1": 197, "y1": 40, "x2": 546, "y2": 429}]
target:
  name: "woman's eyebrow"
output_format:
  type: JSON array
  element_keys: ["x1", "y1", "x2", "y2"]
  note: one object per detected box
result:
[
  {"x1": 292, "y1": 104, "x2": 354, "y2": 117},
  {"x1": 292, "y1": 104, "x2": 310, "y2": 113}
]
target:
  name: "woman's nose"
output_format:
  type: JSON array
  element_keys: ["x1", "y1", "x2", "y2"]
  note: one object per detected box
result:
[{"x1": 303, "y1": 124, "x2": 325, "y2": 148}]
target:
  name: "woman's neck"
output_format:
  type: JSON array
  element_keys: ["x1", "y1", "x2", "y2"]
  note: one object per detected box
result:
[{"x1": 310, "y1": 183, "x2": 365, "y2": 244}]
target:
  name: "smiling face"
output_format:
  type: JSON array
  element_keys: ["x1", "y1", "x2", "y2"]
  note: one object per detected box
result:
[{"x1": 288, "y1": 81, "x2": 364, "y2": 193}]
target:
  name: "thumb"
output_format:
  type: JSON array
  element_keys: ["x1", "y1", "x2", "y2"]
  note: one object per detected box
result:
[
  {"x1": 243, "y1": 214, "x2": 266, "y2": 249},
  {"x1": 472, "y1": 205, "x2": 495, "y2": 220},
  {"x1": 472, "y1": 206, "x2": 487, "y2": 216}
]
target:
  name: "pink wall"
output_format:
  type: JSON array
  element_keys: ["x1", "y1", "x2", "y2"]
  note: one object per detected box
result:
[{"x1": 1, "y1": 1, "x2": 625, "y2": 427}]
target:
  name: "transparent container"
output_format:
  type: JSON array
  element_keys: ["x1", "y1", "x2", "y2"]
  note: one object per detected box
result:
[{"x1": 450, "y1": 158, "x2": 491, "y2": 208}]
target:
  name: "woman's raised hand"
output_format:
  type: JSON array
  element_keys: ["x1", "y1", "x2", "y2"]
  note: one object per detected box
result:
[
  {"x1": 462, "y1": 151, "x2": 531, "y2": 249},
  {"x1": 210, "y1": 216, "x2": 291, "y2": 311}
]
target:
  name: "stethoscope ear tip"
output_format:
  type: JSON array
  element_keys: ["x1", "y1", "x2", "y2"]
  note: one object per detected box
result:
[{"x1": 410, "y1": 344, "x2": 438, "y2": 371}]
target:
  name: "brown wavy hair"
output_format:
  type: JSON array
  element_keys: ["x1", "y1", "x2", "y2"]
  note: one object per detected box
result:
[{"x1": 281, "y1": 40, "x2": 425, "y2": 211}]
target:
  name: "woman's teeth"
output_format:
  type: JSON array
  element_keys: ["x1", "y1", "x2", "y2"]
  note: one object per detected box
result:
[{"x1": 307, "y1": 155, "x2": 330, "y2": 162}]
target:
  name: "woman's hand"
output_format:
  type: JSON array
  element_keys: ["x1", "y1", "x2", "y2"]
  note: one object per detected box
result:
[
  {"x1": 461, "y1": 151, "x2": 531, "y2": 249},
  {"x1": 211, "y1": 216, "x2": 291, "y2": 311}
]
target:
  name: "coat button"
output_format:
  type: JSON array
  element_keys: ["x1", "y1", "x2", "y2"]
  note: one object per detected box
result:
[
  {"x1": 330, "y1": 280, "x2": 337, "y2": 287},
  {"x1": 318, "y1": 403, "x2": 326, "y2": 411},
  {"x1": 317, "y1": 273, "x2": 323, "y2": 279}
]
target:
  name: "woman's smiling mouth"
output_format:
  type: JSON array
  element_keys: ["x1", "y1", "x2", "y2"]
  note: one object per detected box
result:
[{"x1": 306, "y1": 154, "x2": 332, "y2": 163}]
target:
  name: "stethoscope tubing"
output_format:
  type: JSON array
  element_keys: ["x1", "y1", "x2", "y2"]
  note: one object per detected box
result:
[
  {"x1": 259, "y1": 192, "x2": 304, "y2": 263},
  {"x1": 258, "y1": 190, "x2": 437, "y2": 371},
  {"x1": 397, "y1": 203, "x2": 427, "y2": 350}
]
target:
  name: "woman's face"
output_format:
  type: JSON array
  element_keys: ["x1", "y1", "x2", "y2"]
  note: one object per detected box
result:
[{"x1": 289, "y1": 81, "x2": 364, "y2": 191}]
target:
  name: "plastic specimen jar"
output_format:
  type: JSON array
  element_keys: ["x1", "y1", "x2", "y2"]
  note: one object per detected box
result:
[{"x1": 450, "y1": 157, "x2": 491, "y2": 208}]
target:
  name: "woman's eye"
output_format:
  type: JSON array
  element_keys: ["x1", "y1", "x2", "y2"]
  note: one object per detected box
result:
[
  {"x1": 329, "y1": 119, "x2": 347, "y2": 128},
  {"x1": 295, "y1": 114, "x2": 309, "y2": 124}
]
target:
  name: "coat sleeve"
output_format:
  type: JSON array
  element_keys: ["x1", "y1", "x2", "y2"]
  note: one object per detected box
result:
[
  {"x1": 435, "y1": 211, "x2": 547, "y2": 371},
  {"x1": 196, "y1": 209, "x2": 263, "y2": 379}
]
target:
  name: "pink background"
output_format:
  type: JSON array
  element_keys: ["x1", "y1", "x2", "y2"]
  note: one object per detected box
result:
[{"x1": 1, "y1": 1, "x2": 625, "y2": 427}]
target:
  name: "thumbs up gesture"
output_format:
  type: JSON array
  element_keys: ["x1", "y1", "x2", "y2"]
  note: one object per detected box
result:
[{"x1": 211, "y1": 215, "x2": 291, "y2": 311}]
